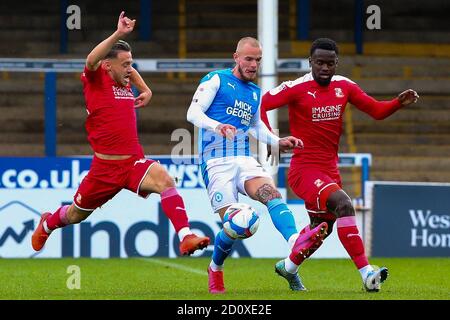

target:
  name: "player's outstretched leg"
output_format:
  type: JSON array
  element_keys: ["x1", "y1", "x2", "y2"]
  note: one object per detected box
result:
[
  {"x1": 274, "y1": 260, "x2": 306, "y2": 291},
  {"x1": 32, "y1": 205, "x2": 74, "y2": 251},
  {"x1": 179, "y1": 234, "x2": 210, "y2": 256},
  {"x1": 274, "y1": 222, "x2": 327, "y2": 291},
  {"x1": 208, "y1": 267, "x2": 225, "y2": 294},
  {"x1": 266, "y1": 198, "x2": 299, "y2": 243},
  {"x1": 208, "y1": 229, "x2": 235, "y2": 294},
  {"x1": 31, "y1": 212, "x2": 52, "y2": 251},
  {"x1": 364, "y1": 267, "x2": 389, "y2": 292},
  {"x1": 160, "y1": 187, "x2": 210, "y2": 255},
  {"x1": 335, "y1": 215, "x2": 389, "y2": 291}
]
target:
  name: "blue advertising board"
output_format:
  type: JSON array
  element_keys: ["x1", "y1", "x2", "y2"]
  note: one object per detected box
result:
[
  {"x1": 0, "y1": 156, "x2": 205, "y2": 190},
  {"x1": 370, "y1": 183, "x2": 450, "y2": 257}
]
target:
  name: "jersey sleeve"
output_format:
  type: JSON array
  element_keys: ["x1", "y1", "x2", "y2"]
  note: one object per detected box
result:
[
  {"x1": 186, "y1": 73, "x2": 222, "y2": 131},
  {"x1": 261, "y1": 81, "x2": 296, "y2": 130},
  {"x1": 248, "y1": 101, "x2": 280, "y2": 146},
  {"x1": 348, "y1": 81, "x2": 403, "y2": 120},
  {"x1": 81, "y1": 65, "x2": 102, "y2": 84}
]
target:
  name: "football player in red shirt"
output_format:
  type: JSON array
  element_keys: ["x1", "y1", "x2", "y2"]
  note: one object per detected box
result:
[
  {"x1": 261, "y1": 38, "x2": 419, "y2": 292},
  {"x1": 32, "y1": 11, "x2": 209, "y2": 256}
]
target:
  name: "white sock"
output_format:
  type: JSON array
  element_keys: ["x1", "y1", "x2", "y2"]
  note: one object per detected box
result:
[
  {"x1": 284, "y1": 258, "x2": 299, "y2": 274},
  {"x1": 209, "y1": 261, "x2": 223, "y2": 272},
  {"x1": 42, "y1": 220, "x2": 52, "y2": 234},
  {"x1": 178, "y1": 227, "x2": 193, "y2": 241},
  {"x1": 288, "y1": 233, "x2": 299, "y2": 249},
  {"x1": 359, "y1": 265, "x2": 374, "y2": 281}
]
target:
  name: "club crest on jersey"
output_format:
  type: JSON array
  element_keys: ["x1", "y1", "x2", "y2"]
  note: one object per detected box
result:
[
  {"x1": 335, "y1": 87, "x2": 344, "y2": 98},
  {"x1": 253, "y1": 91, "x2": 257, "y2": 101},
  {"x1": 214, "y1": 192, "x2": 223, "y2": 203}
]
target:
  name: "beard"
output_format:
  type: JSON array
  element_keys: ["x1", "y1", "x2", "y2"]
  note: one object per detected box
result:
[
  {"x1": 114, "y1": 74, "x2": 129, "y2": 86},
  {"x1": 238, "y1": 65, "x2": 255, "y2": 82},
  {"x1": 314, "y1": 75, "x2": 332, "y2": 86}
]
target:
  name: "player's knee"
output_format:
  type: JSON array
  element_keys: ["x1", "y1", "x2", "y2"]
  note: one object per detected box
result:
[
  {"x1": 70, "y1": 215, "x2": 86, "y2": 224},
  {"x1": 327, "y1": 191, "x2": 355, "y2": 218},
  {"x1": 152, "y1": 170, "x2": 176, "y2": 192},
  {"x1": 334, "y1": 198, "x2": 355, "y2": 218},
  {"x1": 67, "y1": 209, "x2": 90, "y2": 224},
  {"x1": 254, "y1": 183, "x2": 281, "y2": 204},
  {"x1": 145, "y1": 164, "x2": 176, "y2": 193},
  {"x1": 159, "y1": 174, "x2": 176, "y2": 189}
]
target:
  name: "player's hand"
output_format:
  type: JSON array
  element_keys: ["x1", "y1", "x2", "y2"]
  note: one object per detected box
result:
[
  {"x1": 134, "y1": 91, "x2": 151, "y2": 108},
  {"x1": 117, "y1": 11, "x2": 136, "y2": 36},
  {"x1": 215, "y1": 124, "x2": 237, "y2": 140},
  {"x1": 279, "y1": 136, "x2": 304, "y2": 153},
  {"x1": 398, "y1": 89, "x2": 419, "y2": 106}
]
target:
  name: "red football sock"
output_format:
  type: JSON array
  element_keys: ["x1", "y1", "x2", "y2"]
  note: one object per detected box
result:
[
  {"x1": 160, "y1": 187, "x2": 190, "y2": 233},
  {"x1": 337, "y1": 216, "x2": 369, "y2": 269},
  {"x1": 46, "y1": 205, "x2": 71, "y2": 230}
]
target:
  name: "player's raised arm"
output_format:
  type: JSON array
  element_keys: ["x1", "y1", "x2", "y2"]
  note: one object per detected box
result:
[
  {"x1": 86, "y1": 11, "x2": 136, "y2": 71},
  {"x1": 349, "y1": 82, "x2": 419, "y2": 120}
]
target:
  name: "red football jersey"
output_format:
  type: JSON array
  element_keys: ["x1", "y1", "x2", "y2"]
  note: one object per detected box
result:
[
  {"x1": 81, "y1": 66, "x2": 142, "y2": 155},
  {"x1": 261, "y1": 72, "x2": 403, "y2": 168}
]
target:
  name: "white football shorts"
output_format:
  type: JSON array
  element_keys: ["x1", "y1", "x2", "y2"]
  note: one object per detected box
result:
[{"x1": 200, "y1": 156, "x2": 272, "y2": 212}]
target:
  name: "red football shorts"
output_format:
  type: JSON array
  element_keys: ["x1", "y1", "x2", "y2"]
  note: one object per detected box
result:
[
  {"x1": 288, "y1": 166, "x2": 342, "y2": 216},
  {"x1": 74, "y1": 155, "x2": 157, "y2": 211}
]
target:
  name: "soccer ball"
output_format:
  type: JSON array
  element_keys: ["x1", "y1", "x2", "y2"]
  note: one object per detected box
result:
[{"x1": 222, "y1": 203, "x2": 260, "y2": 239}]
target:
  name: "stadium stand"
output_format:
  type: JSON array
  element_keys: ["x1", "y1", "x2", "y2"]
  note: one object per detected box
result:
[{"x1": 0, "y1": 0, "x2": 449, "y2": 199}]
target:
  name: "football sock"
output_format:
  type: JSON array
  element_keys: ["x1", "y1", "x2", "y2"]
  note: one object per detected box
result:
[
  {"x1": 160, "y1": 187, "x2": 190, "y2": 233},
  {"x1": 211, "y1": 229, "x2": 235, "y2": 269},
  {"x1": 177, "y1": 227, "x2": 193, "y2": 242},
  {"x1": 288, "y1": 232, "x2": 299, "y2": 249},
  {"x1": 45, "y1": 205, "x2": 71, "y2": 232},
  {"x1": 266, "y1": 198, "x2": 298, "y2": 241},
  {"x1": 284, "y1": 257, "x2": 299, "y2": 274},
  {"x1": 209, "y1": 261, "x2": 223, "y2": 272},
  {"x1": 337, "y1": 216, "x2": 369, "y2": 269},
  {"x1": 359, "y1": 264, "x2": 374, "y2": 281}
]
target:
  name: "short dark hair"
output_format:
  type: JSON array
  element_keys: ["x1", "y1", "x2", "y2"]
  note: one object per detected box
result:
[
  {"x1": 105, "y1": 40, "x2": 132, "y2": 59},
  {"x1": 310, "y1": 38, "x2": 339, "y2": 56}
]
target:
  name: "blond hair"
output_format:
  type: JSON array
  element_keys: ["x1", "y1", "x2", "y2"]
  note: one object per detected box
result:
[{"x1": 236, "y1": 37, "x2": 261, "y2": 53}]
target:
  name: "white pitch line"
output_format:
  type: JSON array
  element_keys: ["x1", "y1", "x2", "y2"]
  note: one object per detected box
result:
[{"x1": 139, "y1": 258, "x2": 208, "y2": 276}]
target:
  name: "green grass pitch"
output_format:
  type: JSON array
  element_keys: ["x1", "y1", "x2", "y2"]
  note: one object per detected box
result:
[{"x1": 0, "y1": 257, "x2": 449, "y2": 300}]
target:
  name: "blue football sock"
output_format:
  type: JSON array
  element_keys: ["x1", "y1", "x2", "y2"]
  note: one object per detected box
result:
[
  {"x1": 267, "y1": 198, "x2": 298, "y2": 241},
  {"x1": 212, "y1": 229, "x2": 235, "y2": 267}
]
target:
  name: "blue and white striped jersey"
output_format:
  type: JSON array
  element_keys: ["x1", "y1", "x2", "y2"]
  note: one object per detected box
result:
[{"x1": 190, "y1": 69, "x2": 261, "y2": 163}]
